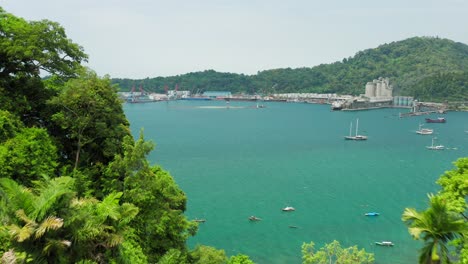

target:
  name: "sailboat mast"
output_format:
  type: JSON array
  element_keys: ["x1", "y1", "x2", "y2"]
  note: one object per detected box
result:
[
  {"x1": 355, "y1": 118, "x2": 359, "y2": 136},
  {"x1": 349, "y1": 122, "x2": 353, "y2": 137}
]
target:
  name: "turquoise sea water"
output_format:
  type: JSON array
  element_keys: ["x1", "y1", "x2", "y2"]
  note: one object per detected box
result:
[{"x1": 124, "y1": 100, "x2": 468, "y2": 264}]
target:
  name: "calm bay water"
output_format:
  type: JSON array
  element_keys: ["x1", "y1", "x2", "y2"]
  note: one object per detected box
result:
[{"x1": 124, "y1": 100, "x2": 468, "y2": 264}]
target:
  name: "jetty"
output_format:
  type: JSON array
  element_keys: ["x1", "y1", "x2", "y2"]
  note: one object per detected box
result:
[{"x1": 399, "y1": 110, "x2": 439, "y2": 118}]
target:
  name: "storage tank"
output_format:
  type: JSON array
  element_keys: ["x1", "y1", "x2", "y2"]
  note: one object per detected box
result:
[
  {"x1": 375, "y1": 83, "x2": 382, "y2": 97},
  {"x1": 365, "y1": 83, "x2": 375, "y2": 97},
  {"x1": 402, "y1": 97, "x2": 408, "y2": 106}
]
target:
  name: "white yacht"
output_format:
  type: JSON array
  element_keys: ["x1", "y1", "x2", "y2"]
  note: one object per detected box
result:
[
  {"x1": 344, "y1": 118, "x2": 368, "y2": 140},
  {"x1": 416, "y1": 123, "x2": 433, "y2": 135},
  {"x1": 426, "y1": 137, "x2": 444, "y2": 150}
]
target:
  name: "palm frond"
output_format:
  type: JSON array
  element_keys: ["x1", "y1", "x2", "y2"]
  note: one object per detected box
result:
[
  {"x1": 70, "y1": 196, "x2": 98, "y2": 208},
  {"x1": 15, "y1": 209, "x2": 34, "y2": 225},
  {"x1": 106, "y1": 233, "x2": 124, "y2": 248},
  {"x1": 35, "y1": 216, "x2": 64, "y2": 238},
  {"x1": 96, "y1": 192, "x2": 122, "y2": 221},
  {"x1": 402, "y1": 207, "x2": 424, "y2": 222},
  {"x1": 419, "y1": 241, "x2": 434, "y2": 264},
  {"x1": 32, "y1": 176, "x2": 74, "y2": 221},
  {"x1": 118, "y1": 203, "x2": 139, "y2": 225},
  {"x1": 43, "y1": 238, "x2": 70, "y2": 255},
  {"x1": 8, "y1": 222, "x2": 35, "y2": 242},
  {"x1": 0, "y1": 178, "x2": 35, "y2": 215}
]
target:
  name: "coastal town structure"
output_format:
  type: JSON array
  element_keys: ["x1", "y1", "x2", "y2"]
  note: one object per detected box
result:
[{"x1": 117, "y1": 77, "x2": 450, "y2": 113}]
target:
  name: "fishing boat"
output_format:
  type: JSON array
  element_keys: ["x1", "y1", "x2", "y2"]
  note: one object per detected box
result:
[
  {"x1": 375, "y1": 241, "x2": 394, "y2": 246},
  {"x1": 344, "y1": 118, "x2": 368, "y2": 140},
  {"x1": 416, "y1": 123, "x2": 433, "y2": 135},
  {"x1": 282, "y1": 206, "x2": 295, "y2": 212},
  {"x1": 426, "y1": 137, "x2": 445, "y2": 150},
  {"x1": 425, "y1": 117, "x2": 446, "y2": 123},
  {"x1": 365, "y1": 212, "x2": 380, "y2": 216}
]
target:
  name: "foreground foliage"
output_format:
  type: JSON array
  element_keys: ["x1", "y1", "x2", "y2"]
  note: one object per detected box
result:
[
  {"x1": 402, "y1": 158, "x2": 468, "y2": 264},
  {"x1": 301, "y1": 240, "x2": 374, "y2": 264},
  {"x1": 0, "y1": 7, "x2": 252, "y2": 263}
]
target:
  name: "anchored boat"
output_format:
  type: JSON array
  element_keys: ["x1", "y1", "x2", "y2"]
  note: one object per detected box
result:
[
  {"x1": 426, "y1": 137, "x2": 445, "y2": 150},
  {"x1": 375, "y1": 241, "x2": 394, "y2": 246},
  {"x1": 416, "y1": 123, "x2": 433, "y2": 135},
  {"x1": 248, "y1": 216, "x2": 262, "y2": 221},
  {"x1": 425, "y1": 117, "x2": 446, "y2": 123},
  {"x1": 365, "y1": 212, "x2": 380, "y2": 216},
  {"x1": 282, "y1": 206, "x2": 295, "y2": 212},
  {"x1": 344, "y1": 118, "x2": 368, "y2": 140}
]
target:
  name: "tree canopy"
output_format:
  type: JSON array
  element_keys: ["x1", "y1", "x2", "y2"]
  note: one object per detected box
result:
[
  {"x1": 402, "y1": 158, "x2": 468, "y2": 264},
  {"x1": 301, "y1": 240, "x2": 374, "y2": 264},
  {"x1": 0, "y1": 7, "x2": 248, "y2": 263}
]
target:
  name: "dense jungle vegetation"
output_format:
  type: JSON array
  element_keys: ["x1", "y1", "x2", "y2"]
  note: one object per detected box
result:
[
  {"x1": 113, "y1": 36, "x2": 468, "y2": 102},
  {"x1": 0, "y1": 7, "x2": 466, "y2": 264}
]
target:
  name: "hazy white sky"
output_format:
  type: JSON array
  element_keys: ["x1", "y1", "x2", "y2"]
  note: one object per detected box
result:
[{"x1": 1, "y1": 0, "x2": 467, "y2": 78}]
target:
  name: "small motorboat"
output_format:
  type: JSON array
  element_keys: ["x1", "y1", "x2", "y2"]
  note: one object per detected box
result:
[
  {"x1": 365, "y1": 212, "x2": 380, "y2": 216},
  {"x1": 282, "y1": 206, "x2": 295, "y2": 212},
  {"x1": 375, "y1": 241, "x2": 394, "y2": 246},
  {"x1": 248, "y1": 216, "x2": 262, "y2": 221},
  {"x1": 193, "y1": 218, "x2": 206, "y2": 223}
]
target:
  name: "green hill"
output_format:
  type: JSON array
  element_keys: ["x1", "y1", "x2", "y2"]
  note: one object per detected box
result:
[{"x1": 112, "y1": 36, "x2": 468, "y2": 101}]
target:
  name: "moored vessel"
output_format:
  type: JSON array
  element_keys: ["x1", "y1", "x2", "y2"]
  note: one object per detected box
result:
[
  {"x1": 375, "y1": 241, "x2": 394, "y2": 246},
  {"x1": 282, "y1": 206, "x2": 295, "y2": 212},
  {"x1": 425, "y1": 117, "x2": 446, "y2": 123},
  {"x1": 426, "y1": 137, "x2": 444, "y2": 150},
  {"x1": 416, "y1": 123, "x2": 433, "y2": 135},
  {"x1": 344, "y1": 118, "x2": 368, "y2": 140}
]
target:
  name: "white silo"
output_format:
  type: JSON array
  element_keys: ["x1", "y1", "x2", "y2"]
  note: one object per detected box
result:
[
  {"x1": 365, "y1": 82, "x2": 376, "y2": 97},
  {"x1": 376, "y1": 82, "x2": 382, "y2": 97}
]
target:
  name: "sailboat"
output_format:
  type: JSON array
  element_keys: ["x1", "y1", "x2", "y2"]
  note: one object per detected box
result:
[
  {"x1": 416, "y1": 123, "x2": 433, "y2": 135},
  {"x1": 344, "y1": 118, "x2": 368, "y2": 140},
  {"x1": 426, "y1": 137, "x2": 444, "y2": 150}
]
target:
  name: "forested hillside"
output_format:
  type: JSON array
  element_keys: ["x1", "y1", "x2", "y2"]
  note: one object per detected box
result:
[{"x1": 113, "y1": 37, "x2": 468, "y2": 101}]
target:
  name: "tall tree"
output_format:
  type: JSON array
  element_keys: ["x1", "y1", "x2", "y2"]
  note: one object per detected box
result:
[
  {"x1": 402, "y1": 194, "x2": 466, "y2": 264},
  {"x1": 103, "y1": 133, "x2": 197, "y2": 262},
  {"x1": 0, "y1": 7, "x2": 87, "y2": 126},
  {"x1": 0, "y1": 127, "x2": 58, "y2": 187},
  {"x1": 48, "y1": 68, "x2": 130, "y2": 172}
]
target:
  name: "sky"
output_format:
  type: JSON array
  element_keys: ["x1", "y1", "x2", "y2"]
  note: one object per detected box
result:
[{"x1": 1, "y1": 0, "x2": 467, "y2": 79}]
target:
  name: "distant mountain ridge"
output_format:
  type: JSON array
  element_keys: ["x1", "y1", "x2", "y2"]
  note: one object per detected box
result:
[{"x1": 112, "y1": 36, "x2": 468, "y2": 101}]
